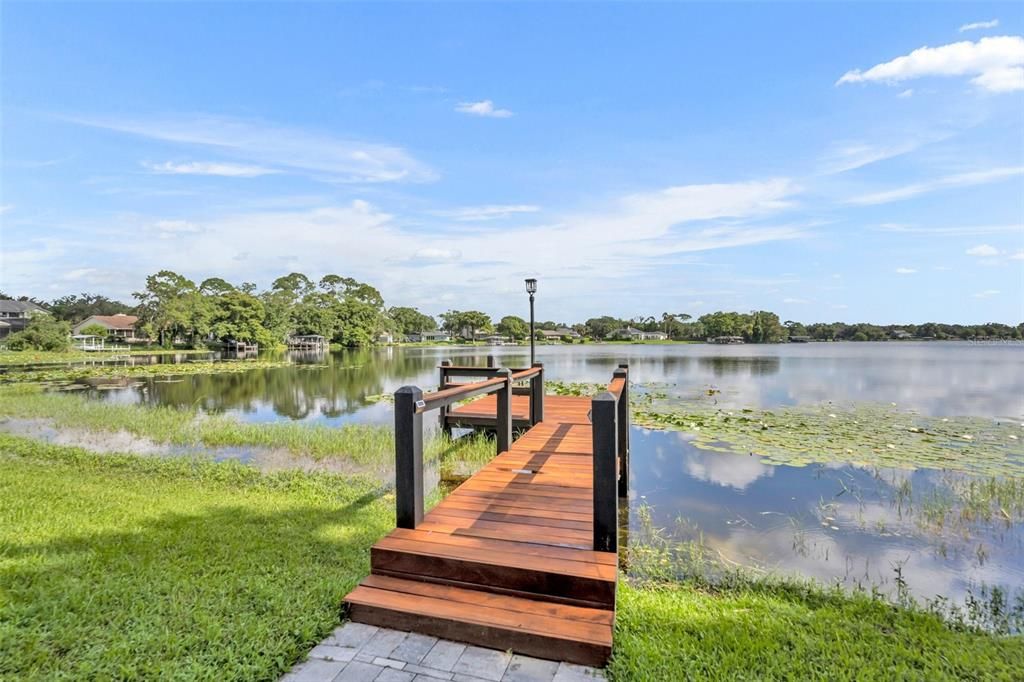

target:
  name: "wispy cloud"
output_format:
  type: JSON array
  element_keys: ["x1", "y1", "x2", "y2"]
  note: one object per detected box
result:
[
  {"x1": 966, "y1": 244, "x2": 1001, "y2": 256},
  {"x1": 960, "y1": 20, "x2": 999, "y2": 33},
  {"x1": 455, "y1": 100, "x2": 514, "y2": 118},
  {"x1": 973, "y1": 289, "x2": 1000, "y2": 298},
  {"x1": 837, "y1": 36, "x2": 1024, "y2": 93},
  {"x1": 873, "y1": 222, "x2": 1023, "y2": 236},
  {"x1": 0, "y1": 205, "x2": 13, "y2": 215},
  {"x1": 142, "y1": 160, "x2": 278, "y2": 177},
  {"x1": 44, "y1": 178, "x2": 804, "y2": 309},
  {"x1": 68, "y1": 114, "x2": 437, "y2": 183},
  {"x1": 432, "y1": 204, "x2": 540, "y2": 221},
  {"x1": 846, "y1": 166, "x2": 1024, "y2": 205},
  {"x1": 819, "y1": 139, "x2": 933, "y2": 175},
  {"x1": 1011, "y1": 251, "x2": 1024, "y2": 261},
  {"x1": 895, "y1": 267, "x2": 917, "y2": 274}
]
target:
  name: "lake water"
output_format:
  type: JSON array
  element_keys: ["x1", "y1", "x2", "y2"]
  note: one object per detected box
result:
[{"x1": 8, "y1": 341, "x2": 1024, "y2": 622}]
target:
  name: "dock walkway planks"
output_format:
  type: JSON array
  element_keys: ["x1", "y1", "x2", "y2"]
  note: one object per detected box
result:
[{"x1": 343, "y1": 392, "x2": 616, "y2": 667}]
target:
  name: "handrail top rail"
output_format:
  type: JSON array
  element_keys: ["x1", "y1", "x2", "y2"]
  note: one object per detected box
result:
[{"x1": 416, "y1": 371, "x2": 511, "y2": 414}]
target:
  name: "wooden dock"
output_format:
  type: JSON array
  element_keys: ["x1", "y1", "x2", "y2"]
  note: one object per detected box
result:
[{"x1": 344, "y1": 363, "x2": 629, "y2": 666}]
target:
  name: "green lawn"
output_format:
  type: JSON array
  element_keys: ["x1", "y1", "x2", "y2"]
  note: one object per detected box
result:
[
  {"x1": 611, "y1": 581, "x2": 1022, "y2": 681},
  {"x1": 1, "y1": 434, "x2": 1020, "y2": 680},
  {"x1": 0, "y1": 435, "x2": 393, "y2": 680}
]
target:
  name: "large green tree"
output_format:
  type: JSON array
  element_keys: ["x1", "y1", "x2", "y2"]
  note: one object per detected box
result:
[
  {"x1": 133, "y1": 271, "x2": 208, "y2": 347},
  {"x1": 48, "y1": 294, "x2": 131, "y2": 323},
  {"x1": 496, "y1": 315, "x2": 528, "y2": 341},
  {"x1": 388, "y1": 307, "x2": 437, "y2": 336},
  {"x1": 5, "y1": 315, "x2": 71, "y2": 351}
]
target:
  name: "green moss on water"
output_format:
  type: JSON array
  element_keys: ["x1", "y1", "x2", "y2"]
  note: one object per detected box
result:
[
  {"x1": 1, "y1": 359, "x2": 317, "y2": 384},
  {"x1": 634, "y1": 400, "x2": 1024, "y2": 478}
]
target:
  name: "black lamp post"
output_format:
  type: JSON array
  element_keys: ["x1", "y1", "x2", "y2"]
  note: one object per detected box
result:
[{"x1": 525, "y1": 278, "x2": 537, "y2": 365}]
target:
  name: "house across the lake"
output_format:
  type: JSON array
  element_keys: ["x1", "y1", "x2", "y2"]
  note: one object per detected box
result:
[
  {"x1": 709, "y1": 335, "x2": 745, "y2": 344},
  {"x1": 537, "y1": 327, "x2": 582, "y2": 342},
  {"x1": 408, "y1": 330, "x2": 451, "y2": 343},
  {"x1": 72, "y1": 314, "x2": 146, "y2": 343},
  {"x1": 0, "y1": 299, "x2": 49, "y2": 339},
  {"x1": 610, "y1": 326, "x2": 668, "y2": 341}
]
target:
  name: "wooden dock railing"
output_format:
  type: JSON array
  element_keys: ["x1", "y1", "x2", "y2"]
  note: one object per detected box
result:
[
  {"x1": 591, "y1": 365, "x2": 629, "y2": 552},
  {"x1": 394, "y1": 363, "x2": 544, "y2": 529},
  {"x1": 350, "y1": 362, "x2": 630, "y2": 664}
]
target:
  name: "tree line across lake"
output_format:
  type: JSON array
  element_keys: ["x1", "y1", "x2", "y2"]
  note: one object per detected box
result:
[{"x1": 2, "y1": 270, "x2": 1022, "y2": 351}]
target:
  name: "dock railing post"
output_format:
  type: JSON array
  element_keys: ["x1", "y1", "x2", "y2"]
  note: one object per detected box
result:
[
  {"x1": 394, "y1": 385, "x2": 424, "y2": 529},
  {"x1": 530, "y1": 362, "x2": 544, "y2": 425},
  {"x1": 592, "y1": 391, "x2": 619, "y2": 553},
  {"x1": 495, "y1": 368, "x2": 513, "y2": 454},
  {"x1": 439, "y1": 360, "x2": 451, "y2": 435},
  {"x1": 487, "y1": 354, "x2": 495, "y2": 368},
  {"x1": 615, "y1": 364, "x2": 630, "y2": 498}
]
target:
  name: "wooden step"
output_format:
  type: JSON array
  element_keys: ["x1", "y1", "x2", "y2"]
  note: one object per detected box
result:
[
  {"x1": 345, "y1": 574, "x2": 613, "y2": 667},
  {"x1": 370, "y1": 528, "x2": 616, "y2": 609}
]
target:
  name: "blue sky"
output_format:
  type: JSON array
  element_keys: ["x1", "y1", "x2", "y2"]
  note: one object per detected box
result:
[{"x1": 1, "y1": 2, "x2": 1022, "y2": 324}]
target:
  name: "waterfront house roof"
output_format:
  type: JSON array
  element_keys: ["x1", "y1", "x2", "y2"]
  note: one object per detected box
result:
[
  {"x1": 0, "y1": 299, "x2": 47, "y2": 315},
  {"x1": 78, "y1": 314, "x2": 139, "y2": 330}
]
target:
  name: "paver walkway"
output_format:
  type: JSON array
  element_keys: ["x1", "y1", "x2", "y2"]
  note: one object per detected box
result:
[{"x1": 282, "y1": 622, "x2": 605, "y2": 682}]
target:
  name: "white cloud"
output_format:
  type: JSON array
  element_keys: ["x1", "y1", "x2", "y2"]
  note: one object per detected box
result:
[
  {"x1": 874, "y1": 222, "x2": 1023, "y2": 236},
  {"x1": 973, "y1": 289, "x2": 1000, "y2": 298},
  {"x1": 413, "y1": 247, "x2": 462, "y2": 263},
  {"x1": 432, "y1": 204, "x2": 540, "y2": 221},
  {"x1": 836, "y1": 36, "x2": 1024, "y2": 93},
  {"x1": 847, "y1": 166, "x2": 1024, "y2": 205},
  {"x1": 62, "y1": 268, "x2": 98, "y2": 281},
  {"x1": 895, "y1": 267, "x2": 917, "y2": 274},
  {"x1": 34, "y1": 178, "x2": 803, "y2": 311},
  {"x1": 0, "y1": 204, "x2": 12, "y2": 215},
  {"x1": 966, "y1": 244, "x2": 1001, "y2": 256},
  {"x1": 897, "y1": 88, "x2": 914, "y2": 98},
  {"x1": 960, "y1": 20, "x2": 999, "y2": 33},
  {"x1": 70, "y1": 114, "x2": 436, "y2": 183},
  {"x1": 150, "y1": 219, "x2": 203, "y2": 239},
  {"x1": 1009, "y1": 251, "x2": 1024, "y2": 260},
  {"x1": 455, "y1": 100, "x2": 514, "y2": 118},
  {"x1": 819, "y1": 139, "x2": 929, "y2": 174},
  {"x1": 783, "y1": 297, "x2": 809, "y2": 304},
  {"x1": 142, "y1": 160, "x2": 277, "y2": 177}
]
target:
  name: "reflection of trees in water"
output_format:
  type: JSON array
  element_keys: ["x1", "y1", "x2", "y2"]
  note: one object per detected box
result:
[
  {"x1": 698, "y1": 356, "x2": 781, "y2": 377},
  {"x1": 132, "y1": 349, "x2": 439, "y2": 420}
]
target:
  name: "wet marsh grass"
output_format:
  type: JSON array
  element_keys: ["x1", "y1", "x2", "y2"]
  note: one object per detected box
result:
[
  {"x1": 0, "y1": 384, "x2": 496, "y2": 466},
  {"x1": 611, "y1": 503, "x2": 1024, "y2": 679}
]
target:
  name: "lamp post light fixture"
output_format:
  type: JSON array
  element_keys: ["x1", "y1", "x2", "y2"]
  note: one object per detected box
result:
[{"x1": 525, "y1": 278, "x2": 537, "y2": 365}]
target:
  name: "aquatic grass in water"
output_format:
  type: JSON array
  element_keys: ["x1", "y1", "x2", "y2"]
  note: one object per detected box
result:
[
  {"x1": 0, "y1": 385, "x2": 497, "y2": 466},
  {"x1": 1, "y1": 359, "x2": 317, "y2": 384},
  {"x1": 633, "y1": 398, "x2": 1024, "y2": 478}
]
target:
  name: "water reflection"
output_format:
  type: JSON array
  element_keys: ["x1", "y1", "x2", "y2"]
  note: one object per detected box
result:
[
  {"x1": 627, "y1": 427, "x2": 1024, "y2": 606},
  {"x1": 65, "y1": 342, "x2": 1024, "y2": 421}
]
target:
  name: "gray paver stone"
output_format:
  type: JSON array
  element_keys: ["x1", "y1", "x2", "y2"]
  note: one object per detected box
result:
[
  {"x1": 452, "y1": 646, "x2": 511, "y2": 682},
  {"x1": 362, "y1": 629, "x2": 409, "y2": 657},
  {"x1": 403, "y1": 663, "x2": 455, "y2": 680},
  {"x1": 281, "y1": 658, "x2": 348, "y2": 682},
  {"x1": 421, "y1": 640, "x2": 466, "y2": 672},
  {"x1": 502, "y1": 654, "x2": 559, "y2": 682},
  {"x1": 553, "y1": 662, "x2": 605, "y2": 681},
  {"x1": 309, "y1": 644, "x2": 358, "y2": 663},
  {"x1": 335, "y1": 660, "x2": 386, "y2": 681},
  {"x1": 377, "y1": 669, "x2": 416, "y2": 682},
  {"x1": 390, "y1": 632, "x2": 439, "y2": 664},
  {"x1": 327, "y1": 623, "x2": 380, "y2": 649}
]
